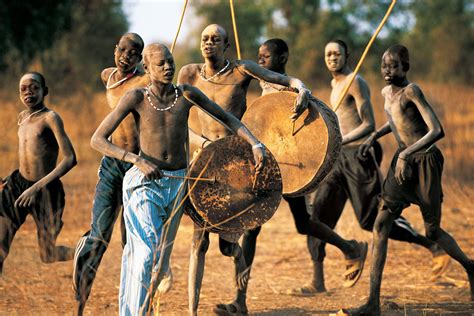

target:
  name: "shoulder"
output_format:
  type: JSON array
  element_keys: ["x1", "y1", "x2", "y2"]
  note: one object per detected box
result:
[
  {"x1": 43, "y1": 109, "x2": 65, "y2": 128},
  {"x1": 178, "y1": 63, "x2": 202, "y2": 83},
  {"x1": 404, "y1": 82, "x2": 424, "y2": 99},
  {"x1": 101, "y1": 67, "x2": 116, "y2": 85},
  {"x1": 381, "y1": 85, "x2": 390, "y2": 97}
]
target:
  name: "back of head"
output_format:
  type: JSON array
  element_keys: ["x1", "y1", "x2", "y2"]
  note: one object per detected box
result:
[
  {"x1": 262, "y1": 38, "x2": 289, "y2": 58},
  {"x1": 386, "y1": 44, "x2": 410, "y2": 71}
]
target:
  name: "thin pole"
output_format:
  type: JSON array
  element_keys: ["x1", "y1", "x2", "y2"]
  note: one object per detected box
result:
[
  {"x1": 171, "y1": 0, "x2": 189, "y2": 53},
  {"x1": 332, "y1": 0, "x2": 397, "y2": 112},
  {"x1": 229, "y1": 0, "x2": 241, "y2": 59}
]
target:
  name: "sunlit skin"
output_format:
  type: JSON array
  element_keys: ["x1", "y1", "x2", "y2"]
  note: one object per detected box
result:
[
  {"x1": 347, "y1": 47, "x2": 474, "y2": 316},
  {"x1": 178, "y1": 24, "x2": 311, "y2": 316},
  {"x1": 100, "y1": 33, "x2": 148, "y2": 154},
  {"x1": 16, "y1": 74, "x2": 77, "y2": 208},
  {"x1": 324, "y1": 42, "x2": 375, "y2": 146}
]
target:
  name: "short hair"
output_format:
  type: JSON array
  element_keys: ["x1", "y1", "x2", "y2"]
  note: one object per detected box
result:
[
  {"x1": 262, "y1": 38, "x2": 289, "y2": 57},
  {"x1": 120, "y1": 32, "x2": 145, "y2": 52},
  {"x1": 327, "y1": 39, "x2": 349, "y2": 57},
  {"x1": 386, "y1": 44, "x2": 410, "y2": 71},
  {"x1": 203, "y1": 24, "x2": 229, "y2": 44},
  {"x1": 23, "y1": 72, "x2": 46, "y2": 88}
]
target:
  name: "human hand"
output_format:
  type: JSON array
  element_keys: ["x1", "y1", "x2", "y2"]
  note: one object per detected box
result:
[
  {"x1": 290, "y1": 88, "x2": 310, "y2": 121},
  {"x1": 395, "y1": 156, "x2": 412, "y2": 185},
  {"x1": 358, "y1": 134, "x2": 376, "y2": 160},
  {"x1": 15, "y1": 185, "x2": 40, "y2": 208},
  {"x1": 136, "y1": 157, "x2": 163, "y2": 180},
  {"x1": 252, "y1": 143, "x2": 266, "y2": 174}
]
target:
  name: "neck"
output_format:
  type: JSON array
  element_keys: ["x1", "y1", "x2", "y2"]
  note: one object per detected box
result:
[
  {"x1": 149, "y1": 81, "x2": 173, "y2": 98},
  {"x1": 27, "y1": 102, "x2": 45, "y2": 113},
  {"x1": 332, "y1": 66, "x2": 351, "y2": 81},
  {"x1": 116, "y1": 67, "x2": 136, "y2": 80},
  {"x1": 204, "y1": 56, "x2": 226, "y2": 73},
  {"x1": 391, "y1": 77, "x2": 410, "y2": 90}
]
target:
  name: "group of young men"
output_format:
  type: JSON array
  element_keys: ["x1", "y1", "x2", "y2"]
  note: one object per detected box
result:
[{"x1": 0, "y1": 23, "x2": 473, "y2": 316}]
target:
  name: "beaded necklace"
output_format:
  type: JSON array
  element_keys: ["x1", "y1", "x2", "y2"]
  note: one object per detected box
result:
[
  {"x1": 106, "y1": 67, "x2": 137, "y2": 89},
  {"x1": 145, "y1": 83, "x2": 179, "y2": 112},
  {"x1": 199, "y1": 60, "x2": 230, "y2": 82}
]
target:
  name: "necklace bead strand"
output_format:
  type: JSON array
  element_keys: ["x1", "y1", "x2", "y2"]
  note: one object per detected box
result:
[
  {"x1": 145, "y1": 84, "x2": 179, "y2": 112},
  {"x1": 106, "y1": 67, "x2": 137, "y2": 90},
  {"x1": 18, "y1": 107, "x2": 46, "y2": 126},
  {"x1": 199, "y1": 60, "x2": 230, "y2": 82}
]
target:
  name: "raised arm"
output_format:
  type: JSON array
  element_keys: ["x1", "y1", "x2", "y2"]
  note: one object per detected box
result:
[
  {"x1": 182, "y1": 84, "x2": 265, "y2": 172},
  {"x1": 341, "y1": 77, "x2": 376, "y2": 145},
  {"x1": 238, "y1": 60, "x2": 310, "y2": 120},
  {"x1": 15, "y1": 112, "x2": 77, "y2": 208},
  {"x1": 399, "y1": 84, "x2": 444, "y2": 160}
]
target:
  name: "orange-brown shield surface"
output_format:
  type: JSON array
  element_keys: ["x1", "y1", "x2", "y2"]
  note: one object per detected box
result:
[
  {"x1": 242, "y1": 91, "x2": 341, "y2": 197},
  {"x1": 187, "y1": 135, "x2": 282, "y2": 233}
]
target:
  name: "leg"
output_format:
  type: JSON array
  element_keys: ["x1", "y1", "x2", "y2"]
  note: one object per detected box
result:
[
  {"x1": 214, "y1": 237, "x2": 249, "y2": 315},
  {"x1": 189, "y1": 224, "x2": 210, "y2": 316},
  {"x1": 345, "y1": 206, "x2": 397, "y2": 315},
  {"x1": 73, "y1": 158, "x2": 125, "y2": 314},
  {"x1": 0, "y1": 216, "x2": 19, "y2": 275}
]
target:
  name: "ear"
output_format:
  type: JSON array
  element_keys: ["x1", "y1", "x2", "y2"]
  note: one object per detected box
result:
[
  {"x1": 143, "y1": 62, "x2": 149, "y2": 73},
  {"x1": 279, "y1": 52, "x2": 289, "y2": 66},
  {"x1": 404, "y1": 63, "x2": 410, "y2": 72},
  {"x1": 43, "y1": 86, "x2": 49, "y2": 97}
]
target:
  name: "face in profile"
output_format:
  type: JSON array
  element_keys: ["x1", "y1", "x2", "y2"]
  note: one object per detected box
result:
[
  {"x1": 19, "y1": 74, "x2": 46, "y2": 108},
  {"x1": 324, "y1": 42, "x2": 346, "y2": 72},
  {"x1": 200, "y1": 25, "x2": 228, "y2": 59},
  {"x1": 144, "y1": 47, "x2": 175, "y2": 85},
  {"x1": 258, "y1": 44, "x2": 281, "y2": 71},
  {"x1": 381, "y1": 52, "x2": 406, "y2": 85},
  {"x1": 114, "y1": 37, "x2": 142, "y2": 73}
]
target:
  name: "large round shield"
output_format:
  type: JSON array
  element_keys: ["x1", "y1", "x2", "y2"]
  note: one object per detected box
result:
[
  {"x1": 187, "y1": 135, "x2": 282, "y2": 233},
  {"x1": 242, "y1": 91, "x2": 341, "y2": 197}
]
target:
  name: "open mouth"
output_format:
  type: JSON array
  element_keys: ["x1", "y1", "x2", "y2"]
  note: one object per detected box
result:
[
  {"x1": 119, "y1": 60, "x2": 130, "y2": 68},
  {"x1": 24, "y1": 96, "x2": 35, "y2": 103}
]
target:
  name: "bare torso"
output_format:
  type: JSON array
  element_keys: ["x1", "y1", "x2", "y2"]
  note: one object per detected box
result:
[
  {"x1": 382, "y1": 83, "x2": 430, "y2": 148},
  {"x1": 178, "y1": 61, "x2": 252, "y2": 141},
  {"x1": 127, "y1": 86, "x2": 192, "y2": 170},
  {"x1": 103, "y1": 67, "x2": 148, "y2": 153},
  {"x1": 18, "y1": 109, "x2": 59, "y2": 181},
  {"x1": 330, "y1": 75, "x2": 369, "y2": 146}
]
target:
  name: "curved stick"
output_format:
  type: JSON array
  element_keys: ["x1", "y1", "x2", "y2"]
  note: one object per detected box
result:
[{"x1": 332, "y1": 0, "x2": 398, "y2": 112}]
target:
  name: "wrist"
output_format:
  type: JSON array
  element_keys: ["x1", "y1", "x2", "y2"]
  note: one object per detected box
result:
[
  {"x1": 252, "y1": 142, "x2": 264, "y2": 150},
  {"x1": 201, "y1": 138, "x2": 211, "y2": 148}
]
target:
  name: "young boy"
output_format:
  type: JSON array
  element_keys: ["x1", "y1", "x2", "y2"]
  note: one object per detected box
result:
[
  {"x1": 343, "y1": 44, "x2": 474, "y2": 315},
  {"x1": 0, "y1": 72, "x2": 77, "y2": 274},
  {"x1": 91, "y1": 43, "x2": 266, "y2": 316},
  {"x1": 72, "y1": 32, "x2": 148, "y2": 316}
]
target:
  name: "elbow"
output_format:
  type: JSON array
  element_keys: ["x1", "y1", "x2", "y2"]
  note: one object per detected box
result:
[
  {"x1": 90, "y1": 135, "x2": 100, "y2": 151},
  {"x1": 70, "y1": 156, "x2": 78, "y2": 168},
  {"x1": 437, "y1": 127, "x2": 445, "y2": 140}
]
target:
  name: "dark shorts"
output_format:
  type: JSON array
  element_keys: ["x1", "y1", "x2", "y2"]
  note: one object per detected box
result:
[
  {"x1": 308, "y1": 143, "x2": 381, "y2": 230},
  {"x1": 382, "y1": 146, "x2": 444, "y2": 228}
]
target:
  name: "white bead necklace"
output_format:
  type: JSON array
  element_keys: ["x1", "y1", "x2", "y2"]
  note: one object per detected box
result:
[
  {"x1": 145, "y1": 83, "x2": 179, "y2": 112},
  {"x1": 18, "y1": 107, "x2": 47, "y2": 126},
  {"x1": 106, "y1": 67, "x2": 137, "y2": 89},
  {"x1": 199, "y1": 60, "x2": 230, "y2": 82}
]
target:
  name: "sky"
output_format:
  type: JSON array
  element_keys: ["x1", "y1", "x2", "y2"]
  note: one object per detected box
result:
[{"x1": 123, "y1": 0, "x2": 194, "y2": 46}]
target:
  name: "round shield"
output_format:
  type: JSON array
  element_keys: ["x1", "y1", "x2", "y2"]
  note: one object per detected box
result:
[
  {"x1": 242, "y1": 91, "x2": 342, "y2": 197},
  {"x1": 187, "y1": 135, "x2": 282, "y2": 233}
]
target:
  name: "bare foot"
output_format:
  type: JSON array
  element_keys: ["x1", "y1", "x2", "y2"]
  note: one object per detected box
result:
[
  {"x1": 337, "y1": 302, "x2": 381, "y2": 316},
  {"x1": 214, "y1": 301, "x2": 248, "y2": 315}
]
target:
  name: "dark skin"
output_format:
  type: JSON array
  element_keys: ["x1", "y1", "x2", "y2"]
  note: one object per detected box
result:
[
  {"x1": 91, "y1": 46, "x2": 265, "y2": 310},
  {"x1": 15, "y1": 74, "x2": 77, "y2": 261},
  {"x1": 75, "y1": 33, "x2": 146, "y2": 316},
  {"x1": 178, "y1": 25, "x2": 311, "y2": 316},
  {"x1": 344, "y1": 49, "x2": 474, "y2": 315}
]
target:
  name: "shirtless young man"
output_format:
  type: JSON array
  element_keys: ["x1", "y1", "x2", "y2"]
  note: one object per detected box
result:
[
  {"x1": 281, "y1": 40, "x2": 447, "y2": 294},
  {"x1": 177, "y1": 25, "x2": 365, "y2": 316},
  {"x1": 73, "y1": 33, "x2": 148, "y2": 315},
  {"x1": 0, "y1": 72, "x2": 76, "y2": 274},
  {"x1": 342, "y1": 44, "x2": 474, "y2": 315},
  {"x1": 91, "y1": 43, "x2": 265, "y2": 316}
]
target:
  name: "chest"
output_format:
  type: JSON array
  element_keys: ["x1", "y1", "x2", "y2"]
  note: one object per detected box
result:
[
  {"x1": 106, "y1": 75, "x2": 149, "y2": 109},
  {"x1": 18, "y1": 122, "x2": 53, "y2": 147}
]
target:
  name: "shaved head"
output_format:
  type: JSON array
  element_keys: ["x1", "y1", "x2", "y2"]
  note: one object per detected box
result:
[
  {"x1": 202, "y1": 24, "x2": 228, "y2": 44},
  {"x1": 119, "y1": 32, "x2": 144, "y2": 52},
  {"x1": 143, "y1": 43, "x2": 170, "y2": 64}
]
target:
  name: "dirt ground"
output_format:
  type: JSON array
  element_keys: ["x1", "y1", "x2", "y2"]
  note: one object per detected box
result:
[{"x1": 0, "y1": 167, "x2": 473, "y2": 316}]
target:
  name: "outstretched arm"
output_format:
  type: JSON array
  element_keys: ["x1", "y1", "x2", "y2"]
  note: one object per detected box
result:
[
  {"x1": 15, "y1": 112, "x2": 77, "y2": 208},
  {"x1": 341, "y1": 77, "x2": 376, "y2": 145},
  {"x1": 238, "y1": 60, "x2": 310, "y2": 120},
  {"x1": 358, "y1": 122, "x2": 392, "y2": 158},
  {"x1": 182, "y1": 85, "x2": 265, "y2": 172}
]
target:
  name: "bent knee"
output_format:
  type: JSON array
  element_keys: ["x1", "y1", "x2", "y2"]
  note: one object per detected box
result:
[
  {"x1": 425, "y1": 226, "x2": 442, "y2": 241},
  {"x1": 219, "y1": 242, "x2": 236, "y2": 257}
]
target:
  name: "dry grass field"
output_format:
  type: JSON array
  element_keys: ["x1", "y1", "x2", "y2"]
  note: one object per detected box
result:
[{"x1": 0, "y1": 83, "x2": 473, "y2": 315}]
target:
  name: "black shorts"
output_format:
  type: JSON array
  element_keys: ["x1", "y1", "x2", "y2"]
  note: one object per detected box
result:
[
  {"x1": 382, "y1": 146, "x2": 444, "y2": 228},
  {"x1": 0, "y1": 170, "x2": 65, "y2": 240}
]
